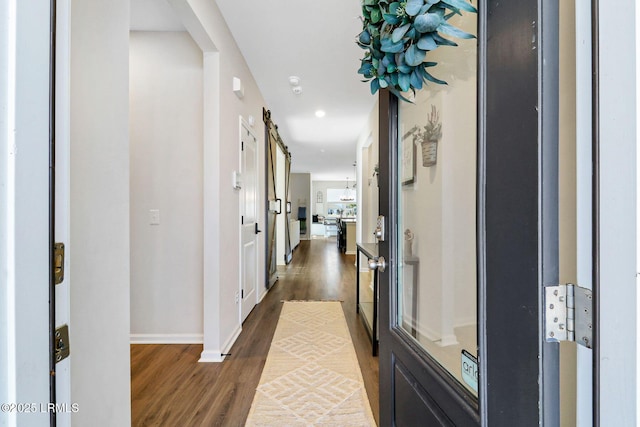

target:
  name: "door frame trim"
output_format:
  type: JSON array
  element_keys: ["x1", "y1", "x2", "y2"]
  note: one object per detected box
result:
[
  {"x1": 590, "y1": 0, "x2": 600, "y2": 424},
  {"x1": 49, "y1": 1, "x2": 59, "y2": 424},
  {"x1": 482, "y1": 0, "x2": 560, "y2": 424}
]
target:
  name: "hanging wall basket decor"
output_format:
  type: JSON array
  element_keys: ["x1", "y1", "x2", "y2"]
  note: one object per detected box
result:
[
  {"x1": 421, "y1": 138, "x2": 438, "y2": 166},
  {"x1": 416, "y1": 105, "x2": 442, "y2": 167},
  {"x1": 357, "y1": 0, "x2": 477, "y2": 101}
]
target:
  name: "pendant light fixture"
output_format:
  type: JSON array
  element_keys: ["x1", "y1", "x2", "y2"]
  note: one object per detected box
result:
[{"x1": 340, "y1": 176, "x2": 355, "y2": 201}]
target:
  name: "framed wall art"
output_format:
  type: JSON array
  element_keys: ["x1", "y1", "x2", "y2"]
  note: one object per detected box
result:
[{"x1": 401, "y1": 128, "x2": 416, "y2": 186}]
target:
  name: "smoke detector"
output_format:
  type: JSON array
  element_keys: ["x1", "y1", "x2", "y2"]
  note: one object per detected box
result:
[{"x1": 288, "y1": 76, "x2": 301, "y2": 86}]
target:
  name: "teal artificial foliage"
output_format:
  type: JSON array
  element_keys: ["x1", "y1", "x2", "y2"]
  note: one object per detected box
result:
[{"x1": 357, "y1": 0, "x2": 477, "y2": 101}]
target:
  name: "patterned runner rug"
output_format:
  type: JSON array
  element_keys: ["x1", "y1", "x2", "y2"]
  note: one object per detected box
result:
[{"x1": 245, "y1": 301, "x2": 376, "y2": 426}]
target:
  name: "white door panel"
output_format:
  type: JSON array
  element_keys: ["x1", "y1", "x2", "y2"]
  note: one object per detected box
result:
[{"x1": 241, "y1": 122, "x2": 259, "y2": 323}]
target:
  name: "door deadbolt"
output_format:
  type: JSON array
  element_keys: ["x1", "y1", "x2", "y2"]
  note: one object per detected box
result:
[
  {"x1": 373, "y1": 215, "x2": 385, "y2": 242},
  {"x1": 373, "y1": 227, "x2": 383, "y2": 240}
]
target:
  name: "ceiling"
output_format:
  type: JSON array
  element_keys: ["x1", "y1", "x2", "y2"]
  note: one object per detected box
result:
[{"x1": 131, "y1": 0, "x2": 376, "y2": 181}]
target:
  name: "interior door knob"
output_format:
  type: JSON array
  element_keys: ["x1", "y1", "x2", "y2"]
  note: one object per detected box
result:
[{"x1": 368, "y1": 256, "x2": 386, "y2": 273}]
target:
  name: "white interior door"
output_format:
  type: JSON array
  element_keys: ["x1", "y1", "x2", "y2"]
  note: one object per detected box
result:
[
  {"x1": 1, "y1": 1, "x2": 52, "y2": 424},
  {"x1": 240, "y1": 122, "x2": 259, "y2": 323},
  {"x1": 275, "y1": 145, "x2": 286, "y2": 267}
]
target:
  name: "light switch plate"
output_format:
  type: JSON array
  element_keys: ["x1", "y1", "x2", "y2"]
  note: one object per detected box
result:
[
  {"x1": 149, "y1": 209, "x2": 160, "y2": 225},
  {"x1": 233, "y1": 171, "x2": 242, "y2": 190}
]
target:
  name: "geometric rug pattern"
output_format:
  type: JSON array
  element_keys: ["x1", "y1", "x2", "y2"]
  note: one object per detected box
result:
[{"x1": 245, "y1": 301, "x2": 376, "y2": 426}]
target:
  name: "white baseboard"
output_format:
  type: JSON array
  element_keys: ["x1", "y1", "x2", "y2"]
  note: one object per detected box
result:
[
  {"x1": 198, "y1": 325, "x2": 242, "y2": 363},
  {"x1": 418, "y1": 325, "x2": 441, "y2": 342},
  {"x1": 455, "y1": 317, "x2": 476, "y2": 328},
  {"x1": 222, "y1": 325, "x2": 242, "y2": 355},
  {"x1": 416, "y1": 328, "x2": 459, "y2": 347},
  {"x1": 258, "y1": 288, "x2": 268, "y2": 303},
  {"x1": 199, "y1": 349, "x2": 224, "y2": 363},
  {"x1": 437, "y1": 334, "x2": 460, "y2": 347},
  {"x1": 130, "y1": 333, "x2": 203, "y2": 344}
]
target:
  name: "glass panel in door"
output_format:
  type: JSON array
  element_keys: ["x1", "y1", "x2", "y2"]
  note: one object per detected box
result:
[{"x1": 395, "y1": 10, "x2": 478, "y2": 397}]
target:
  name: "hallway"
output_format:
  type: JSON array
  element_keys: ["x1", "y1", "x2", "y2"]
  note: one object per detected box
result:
[{"x1": 130, "y1": 239, "x2": 379, "y2": 426}]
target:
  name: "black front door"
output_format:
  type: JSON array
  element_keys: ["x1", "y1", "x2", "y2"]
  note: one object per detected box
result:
[{"x1": 377, "y1": 1, "x2": 561, "y2": 425}]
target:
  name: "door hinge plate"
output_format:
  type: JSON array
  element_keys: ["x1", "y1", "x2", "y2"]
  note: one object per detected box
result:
[
  {"x1": 54, "y1": 243, "x2": 65, "y2": 285},
  {"x1": 55, "y1": 324, "x2": 70, "y2": 363},
  {"x1": 545, "y1": 283, "x2": 592, "y2": 348}
]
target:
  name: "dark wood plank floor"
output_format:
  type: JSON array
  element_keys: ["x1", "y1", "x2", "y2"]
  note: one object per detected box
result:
[{"x1": 131, "y1": 238, "x2": 379, "y2": 426}]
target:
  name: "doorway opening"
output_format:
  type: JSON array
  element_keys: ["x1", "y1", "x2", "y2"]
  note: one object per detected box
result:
[{"x1": 129, "y1": 29, "x2": 204, "y2": 344}]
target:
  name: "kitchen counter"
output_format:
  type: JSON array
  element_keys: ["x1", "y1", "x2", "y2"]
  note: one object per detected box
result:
[
  {"x1": 338, "y1": 218, "x2": 357, "y2": 254},
  {"x1": 323, "y1": 218, "x2": 338, "y2": 237}
]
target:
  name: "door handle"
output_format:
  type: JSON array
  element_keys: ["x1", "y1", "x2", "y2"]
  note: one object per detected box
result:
[
  {"x1": 368, "y1": 256, "x2": 386, "y2": 273},
  {"x1": 276, "y1": 198, "x2": 282, "y2": 215},
  {"x1": 255, "y1": 223, "x2": 262, "y2": 234}
]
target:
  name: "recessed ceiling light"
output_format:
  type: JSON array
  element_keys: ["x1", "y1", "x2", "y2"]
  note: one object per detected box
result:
[{"x1": 315, "y1": 110, "x2": 326, "y2": 118}]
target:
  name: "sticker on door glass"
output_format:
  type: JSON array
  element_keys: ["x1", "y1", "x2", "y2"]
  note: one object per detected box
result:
[{"x1": 461, "y1": 350, "x2": 478, "y2": 393}]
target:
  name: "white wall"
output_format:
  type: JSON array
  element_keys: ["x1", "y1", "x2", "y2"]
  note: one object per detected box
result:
[
  {"x1": 398, "y1": 11, "x2": 477, "y2": 342},
  {"x1": 129, "y1": 31, "x2": 204, "y2": 342},
  {"x1": 598, "y1": 0, "x2": 639, "y2": 423},
  {"x1": 69, "y1": 0, "x2": 131, "y2": 425},
  {"x1": 173, "y1": 0, "x2": 268, "y2": 361},
  {"x1": 0, "y1": 1, "x2": 51, "y2": 425},
  {"x1": 409, "y1": 89, "x2": 476, "y2": 337},
  {"x1": 356, "y1": 101, "x2": 379, "y2": 245}
]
